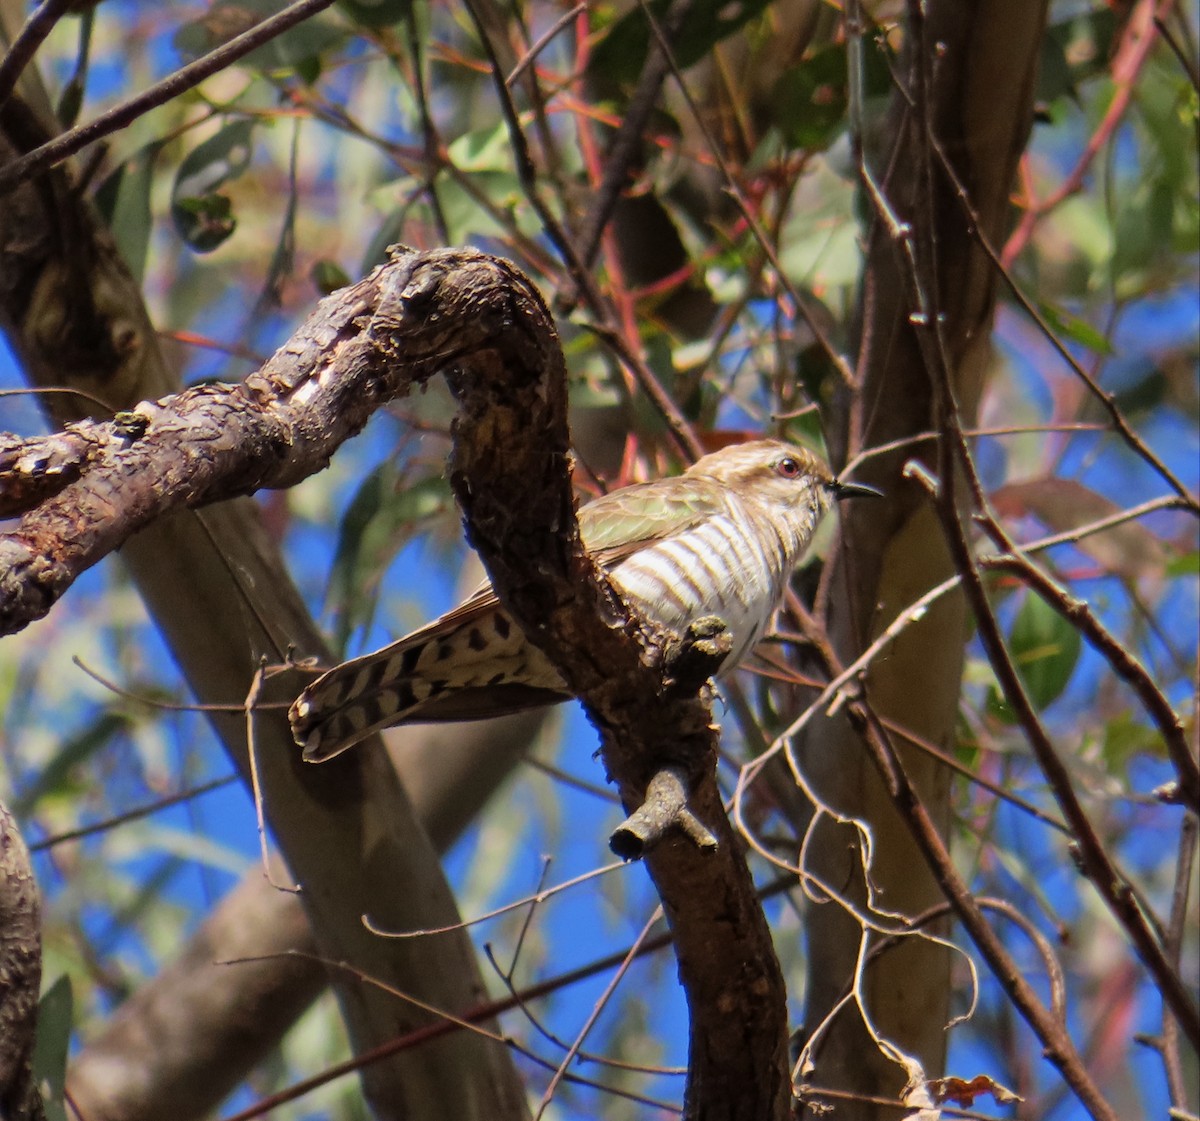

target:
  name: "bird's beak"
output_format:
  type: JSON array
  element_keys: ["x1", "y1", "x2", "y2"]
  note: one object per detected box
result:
[{"x1": 831, "y1": 478, "x2": 884, "y2": 501}]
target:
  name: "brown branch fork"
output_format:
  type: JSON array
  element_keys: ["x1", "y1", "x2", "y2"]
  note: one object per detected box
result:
[{"x1": 0, "y1": 246, "x2": 790, "y2": 1120}]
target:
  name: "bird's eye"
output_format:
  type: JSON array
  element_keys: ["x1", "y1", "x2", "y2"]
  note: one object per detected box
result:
[{"x1": 775, "y1": 457, "x2": 801, "y2": 478}]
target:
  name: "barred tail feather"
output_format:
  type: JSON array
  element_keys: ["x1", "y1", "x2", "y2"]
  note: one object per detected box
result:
[
  {"x1": 289, "y1": 606, "x2": 572, "y2": 762},
  {"x1": 290, "y1": 642, "x2": 438, "y2": 762}
]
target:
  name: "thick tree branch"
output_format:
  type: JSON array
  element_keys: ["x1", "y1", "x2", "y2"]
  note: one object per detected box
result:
[
  {"x1": 0, "y1": 245, "x2": 789, "y2": 1119},
  {"x1": 0, "y1": 74, "x2": 529, "y2": 1115}
]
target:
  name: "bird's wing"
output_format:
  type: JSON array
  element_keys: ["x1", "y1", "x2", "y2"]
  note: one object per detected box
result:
[
  {"x1": 578, "y1": 475, "x2": 724, "y2": 567},
  {"x1": 401, "y1": 477, "x2": 726, "y2": 623},
  {"x1": 290, "y1": 476, "x2": 725, "y2": 760}
]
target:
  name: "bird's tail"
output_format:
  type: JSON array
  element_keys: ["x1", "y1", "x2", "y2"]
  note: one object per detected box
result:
[
  {"x1": 289, "y1": 605, "x2": 570, "y2": 762},
  {"x1": 289, "y1": 639, "x2": 443, "y2": 762}
]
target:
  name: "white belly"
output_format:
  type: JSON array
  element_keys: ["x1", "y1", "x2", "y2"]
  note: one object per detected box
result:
[{"x1": 608, "y1": 511, "x2": 785, "y2": 671}]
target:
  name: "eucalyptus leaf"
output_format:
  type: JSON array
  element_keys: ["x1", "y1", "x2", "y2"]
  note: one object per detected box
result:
[
  {"x1": 33, "y1": 975, "x2": 73, "y2": 1121},
  {"x1": 95, "y1": 143, "x2": 160, "y2": 283},
  {"x1": 170, "y1": 120, "x2": 255, "y2": 252},
  {"x1": 1009, "y1": 591, "x2": 1082, "y2": 712},
  {"x1": 328, "y1": 465, "x2": 451, "y2": 650}
]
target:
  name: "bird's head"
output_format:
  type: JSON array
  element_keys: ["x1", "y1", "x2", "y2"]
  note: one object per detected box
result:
[{"x1": 688, "y1": 439, "x2": 882, "y2": 524}]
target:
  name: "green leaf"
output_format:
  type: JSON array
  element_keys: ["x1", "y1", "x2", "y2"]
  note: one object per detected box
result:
[
  {"x1": 33, "y1": 975, "x2": 73, "y2": 1121},
  {"x1": 446, "y1": 121, "x2": 516, "y2": 174},
  {"x1": 171, "y1": 120, "x2": 255, "y2": 252},
  {"x1": 1039, "y1": 8, "x2": 1118, "y2": 103},
  {"x1": 338, "y1": 0, "x2": 412, "y2": 29},
  {"x1": 56, "y1": 76, "x2": 85, "y2": 131},
  {"x1": 1036, "y1": 301, "x2": 1114, "y2": 356},
  {"x1": 328, "y1": 465, "x2": 451, "y2": 650},
  {"x1": 14, "y1": 711, "x2": 131, "y2": 817},
  {"x1": 1166, "y1": 551, "x2": 1199, "y2": 579},
  {"x1": 173, "y1": 194, "x2": 238, "y2": 252},
  {"x1": 1034, "y1": 30, "x2": 1077, "y2": 108},
  {"x1": 311, "y1": 258, "x2": 352, "y2": 294},
  {"x1": 94, "y1": 143, "x2": 159, "y2": 283},
  {"x1": 361, "y1": 202, "x2": 413, "y2": 273},
  {"x1": 1008, "y1": 591, "x2": 1082, "y2": 712},
  {"x1": 173, "y1": 3, "x2": 346, "y2": 83},
  {"x1": 588, "y1": 0, "x2": 774, "y2": 87},
  {"x1": 771, "y1": 46, "x2": 849, "y2": 152},
  {"x1": 1101, "y1": 710, "x2": 1163, "y2": 771}
]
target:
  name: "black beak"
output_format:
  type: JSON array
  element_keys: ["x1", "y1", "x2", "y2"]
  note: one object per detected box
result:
[{"x1": 831, "y1": 478, "x2": 884, "y2": 501}]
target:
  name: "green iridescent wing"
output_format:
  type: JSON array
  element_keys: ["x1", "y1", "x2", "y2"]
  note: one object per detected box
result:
[
  {"x1": 401, "y1": 475, "x2": 722, "y2": 639},
  {"x1": 577, "y1": 476, "x2": 725, "y2": 567}
]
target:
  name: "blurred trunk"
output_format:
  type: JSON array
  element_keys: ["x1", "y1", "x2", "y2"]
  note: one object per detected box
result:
[
  {"x1": 66, "y1": 703, "x2": 547, "y2": 1121},
  {"x1": 0, "y1": 7, "x2": 531, "y2": 1118},
  {"x1": 797, "y1": 3, "x2": 1048, "y2": 1114}
]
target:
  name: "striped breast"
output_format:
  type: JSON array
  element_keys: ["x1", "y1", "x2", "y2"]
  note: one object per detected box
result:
[{"x1": 608, "y1": 498, "x2": 793, "y2": 671}]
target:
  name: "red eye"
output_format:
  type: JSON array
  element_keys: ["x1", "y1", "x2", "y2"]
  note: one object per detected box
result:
[{"x1": 775, "y1": 457, "x2": 801, "y2": 478}]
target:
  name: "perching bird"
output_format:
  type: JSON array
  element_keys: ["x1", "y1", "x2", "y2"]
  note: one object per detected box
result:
[{"x1": 291, "y1": 439, "x2": 879, "y2": 762}]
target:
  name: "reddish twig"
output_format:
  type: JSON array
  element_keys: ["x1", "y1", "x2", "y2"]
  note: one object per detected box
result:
[{"x1": 1002, "y1": 0, "x2": 1171, "y2": 265}]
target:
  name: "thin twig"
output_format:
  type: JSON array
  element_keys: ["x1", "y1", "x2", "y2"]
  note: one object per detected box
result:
[
  {"x1": 0, "y1": 0, "x2": 338, "y2": 195},
  {"x1": 0, "y1": 0, "x2": 74, "y2": 112},
  {"x1": 535, "y1": 908, "x2": 662, "y2": 1119},
  {"x1": 1160, "y1": 813, "x2": 1198, "y2": 1106},
  {"x1": 505, "y1": 3, "x2": 584, "y2": 87},
  {"x1": 29, "y1": 775, "x2": 237, "y2": 851},
  {"x1": 977, "y1": 545, "x2": 1197, "y2": 809},
  {"x1": 363, "y1": 860, "x2": 624, "y2": 940},
  {"x1": 244, "y1": 659, "x2": 301, "y2": 894},
  {"x1": 927, "y1": 130, "x2": 1197, "y2": 508}
]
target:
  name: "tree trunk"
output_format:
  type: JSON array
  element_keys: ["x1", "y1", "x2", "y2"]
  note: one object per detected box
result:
[{"x1": 798, "y1": 3, "x2": 1048, "y2": 1113}]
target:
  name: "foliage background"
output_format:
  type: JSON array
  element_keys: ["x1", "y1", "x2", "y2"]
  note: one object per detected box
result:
[{"x1": 0, "y1": 1, "x2": 1196, "y2": 1119}]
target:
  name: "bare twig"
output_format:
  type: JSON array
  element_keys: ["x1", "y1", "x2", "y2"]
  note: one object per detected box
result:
[
  {"x1": 977, "y1": 545, "x2": 1198, "y2": 810},
  {"x1": 1160, "y1": 813, "x2": 1198, "y2": 1107},
  {"x1": 610, "y1": 767, "x2": 719, "y2": 860},
  {"x1": 855, "y1": 0, "x2": 1200, "y2": 1060},
  {"x1": 0, "y1": 0, "x2": 338, "y2": 195},
  {"x1": 0, "y1": 0, "x2": 74, "y2": 112},
  {"x1": 29, "y1": 776, "x2": 237, "y2": 852},
  {"x1": 927, "y1": 130, "x2": 1197, "y2": 508}
]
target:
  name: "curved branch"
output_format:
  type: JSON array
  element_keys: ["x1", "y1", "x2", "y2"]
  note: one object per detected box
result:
[{"x1": 0, "y1": 246, "x2": 790, "y2": 1119}]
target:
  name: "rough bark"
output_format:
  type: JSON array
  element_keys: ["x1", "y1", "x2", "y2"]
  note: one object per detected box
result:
[
  {"x1": 0, "y1": 800, "x2": 44, "y2": 1121},
  {"x1": 797, "y1": 3, "x2": 1049, "y2": 1115},
  {"x1": 0, "y1": 239, "x2": 791, "y2": 1119},
  {"x1": 0, "y1": 24, "x2": 530, "y2": 1117}
]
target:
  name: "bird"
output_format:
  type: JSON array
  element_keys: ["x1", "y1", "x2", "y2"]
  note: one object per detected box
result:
[{"x1": 290, "y1": 439, "x2": 880, "y2": 762}]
